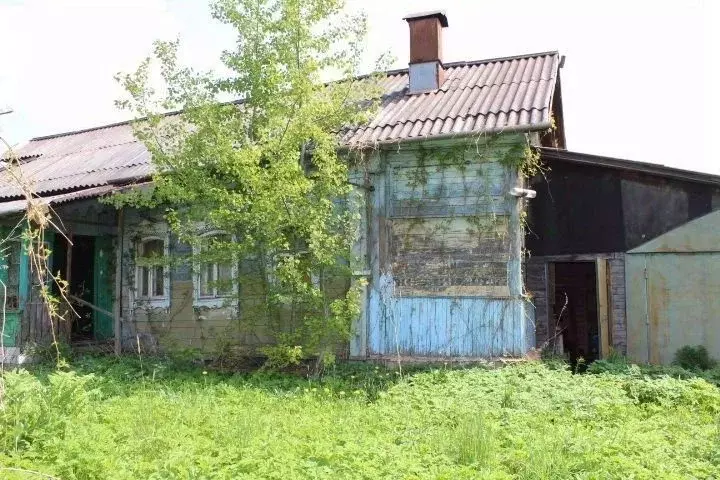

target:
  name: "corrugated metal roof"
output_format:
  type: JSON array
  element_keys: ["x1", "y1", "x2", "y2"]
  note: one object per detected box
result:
[
  {"x1": 0, "y1": 51, "x2": 560, "y2": 200},
  {"x1": 0, "y1": 122, "x2": 151, "y2": 198},
  {"x1": 342, "y1": 52, "x2": 559, "y2": 145}
]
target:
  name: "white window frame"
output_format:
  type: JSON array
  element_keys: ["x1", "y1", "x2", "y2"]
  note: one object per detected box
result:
[
  {"x1": 134, "y1": 235, "x2": 170, "y2": 309},
  {"x1": 193, "y1": 231, "x2": 238, "y2": 308}
]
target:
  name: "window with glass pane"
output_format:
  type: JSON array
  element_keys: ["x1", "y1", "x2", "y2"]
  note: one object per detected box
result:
[
  {"x1": 137, "y1": 239, "x2": 166, "y2": 299},
  {"x1": 198, "y1": 235, "x2": 233, "y2": 298}
]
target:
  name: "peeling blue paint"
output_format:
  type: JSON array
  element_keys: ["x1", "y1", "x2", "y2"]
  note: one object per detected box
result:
[{"x1": 368, "y1": 285, "x2": 530, "y2": 357}]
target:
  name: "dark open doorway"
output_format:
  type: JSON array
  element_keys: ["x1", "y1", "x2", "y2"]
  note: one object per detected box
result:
[
  {"x1": 551, "y1": 262, "x2": 599, "y2": 364},
  {"x1": 53, "y1": 235, "x2": 97, "y2": 342}
]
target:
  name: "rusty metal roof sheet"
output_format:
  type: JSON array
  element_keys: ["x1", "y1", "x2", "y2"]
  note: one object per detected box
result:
[
  {"x1": 0, "y1": 123, "x2": 151, "y2": 199},
  {"x1": 0, "y1": 51, "x2": 560, "y2": 200},
  {"x1": 0, "y1": 185, "x2": 120, "y2": 216}
]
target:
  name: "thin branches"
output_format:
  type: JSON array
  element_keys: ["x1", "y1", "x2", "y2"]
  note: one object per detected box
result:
[{"x1": 0, "y1": 134, "x2": 76, "y2": 369}]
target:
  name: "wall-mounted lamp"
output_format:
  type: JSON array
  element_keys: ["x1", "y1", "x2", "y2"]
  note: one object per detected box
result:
[{"x1": 509, "y1": 187, "x2": 537, "y2": 199}]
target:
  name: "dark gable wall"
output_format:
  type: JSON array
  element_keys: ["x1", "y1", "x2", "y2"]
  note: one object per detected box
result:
[
  {"x1": 527, "y1": 162, "x2": 624, "y2": 254},
  {"x1": 619, "y1": 172, "x2": 715, "y2": 248},
  {"x1": 527, "y1": 160, "x2": 720, "y2": 256}
]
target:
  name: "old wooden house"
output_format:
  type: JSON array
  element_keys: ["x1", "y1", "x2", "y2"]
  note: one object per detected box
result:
[{"x1": 2, "y1": 11, "x2": 566, "y2": 361}]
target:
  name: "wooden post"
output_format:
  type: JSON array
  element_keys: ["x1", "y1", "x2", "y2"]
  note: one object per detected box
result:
[
  {"x1": 65, "y1": 232, "x2": 73, "y2": 287},
  {"x1": 113, "y1": 208, "x2": 124, "y2": 355},
  {"x1": 596, "y1": 258, "x2": 610, "y2": 359}
]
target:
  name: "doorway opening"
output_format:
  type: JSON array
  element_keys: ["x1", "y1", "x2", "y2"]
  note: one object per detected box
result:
[
  {"x1": 53, "y1": 234, "x2": 115, "y2": 343},
  {"x1": 53, "y1": 235, "x2": 96, "y2": 341},
  {"x1": 551, "y1": 262, "x2": 599, "y2": 365}
]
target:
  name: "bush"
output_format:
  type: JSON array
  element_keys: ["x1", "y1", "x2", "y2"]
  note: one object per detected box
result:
[
  {"x1": 674, "y1": 345, "x2": 717, "y2": 371},
  {"x1": 622, "y1": 376, "x2": 720, "y2": 413},
  {"x1": 587, "y1": 353, "x2": 720, "y2": 388},
  {"x1": 0, "y1": 370, "x2": 97, "y2": 452},
  {"x1": 260, "y1": 344, "x2": 304, "y2": 369}
]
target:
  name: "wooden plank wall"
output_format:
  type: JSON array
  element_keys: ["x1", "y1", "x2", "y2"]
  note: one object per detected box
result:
[
  {"x1": 118, "y1": 136, "x2": 536, "y2": 359},
  {"x1": 363, "y1": 136, "x2": 533, "y2": 358}
]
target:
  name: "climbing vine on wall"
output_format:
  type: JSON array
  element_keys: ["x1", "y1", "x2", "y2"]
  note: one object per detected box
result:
[{"x1": 387, "y1": 132, "x2": 546, "y2": 298}]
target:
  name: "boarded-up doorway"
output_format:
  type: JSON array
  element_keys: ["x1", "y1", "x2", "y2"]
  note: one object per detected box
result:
[{"x1": 549, "y1": 262, "x2": 609, "y2": 363}]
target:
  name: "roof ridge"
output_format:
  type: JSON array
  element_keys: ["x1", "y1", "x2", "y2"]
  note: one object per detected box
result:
[
  {"x1": 379, "y1": 51, "x2": 559, "y2": 77},
  {"x1": 443, "y1": 50, "x2": 558, "y2": 69},
  {"x1": 30, "y1": 115, "x2": 177, "y2": 142}
]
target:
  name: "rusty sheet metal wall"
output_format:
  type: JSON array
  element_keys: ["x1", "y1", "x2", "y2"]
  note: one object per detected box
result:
[
  {"x1": 626, "y1": 210, "x2": 720, "y2": 364},
  {"x1": 358, "y1": 136, "x2": 533, "y2": 358},
  {"x1": 626, "y1": 253, "x2": 720, "y2": 364}
]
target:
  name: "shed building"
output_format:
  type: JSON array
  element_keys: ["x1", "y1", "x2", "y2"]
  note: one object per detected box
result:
[
  {"x1": 527, "y1": 148, "x2": 720, "y2": 363},
  {"x1": 625, "y1": 209, "x2": 720, "y2": 364}
]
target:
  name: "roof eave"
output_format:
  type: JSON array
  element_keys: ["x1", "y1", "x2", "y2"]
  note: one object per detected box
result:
[
  {"x1": 342, "y1": 121, "x2": 551, "y2": 151},
  {"x1": 540, "y1": 147, "x2": 720, "y2": 186}
]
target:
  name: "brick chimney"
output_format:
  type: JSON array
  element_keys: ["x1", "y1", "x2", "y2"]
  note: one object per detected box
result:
[{"x1": 403, "y1": 11, "x2": 448, "y2": 93}]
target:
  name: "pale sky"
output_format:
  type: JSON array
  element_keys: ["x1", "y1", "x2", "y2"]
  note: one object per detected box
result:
[{"x1": 1, "y1": 0, "x2": 718, "y2": 173}]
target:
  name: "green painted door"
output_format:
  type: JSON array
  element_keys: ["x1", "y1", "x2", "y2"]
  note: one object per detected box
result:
[
  {"x1": 93, "y1": 236, "x2": 114, "y2": 340},
  {"x1": 0, "y1": 235, "x2": 22, "y2": 347}
]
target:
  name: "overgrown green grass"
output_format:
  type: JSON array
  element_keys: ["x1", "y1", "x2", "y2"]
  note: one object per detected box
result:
[{"x1": 1, "y1": 356, "x2": 719, "y2": 479}]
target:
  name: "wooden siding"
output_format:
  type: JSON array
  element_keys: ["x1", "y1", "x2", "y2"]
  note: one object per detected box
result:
[
  {"x1": 390, "y1": 161, "x2": 509, "y2": 218},
  {"x1": 528, "y1": 159, "x2": 720, "y2": 256},
  {"x1": 115, "y1": 135, "x2": 532, "y2": 359},
  {"x1": 120, "y1": 210, "x2": 295, "y2": 354},
  {"x1": 360, "y1": 136, "x2": 532, "y2": 358},
  {"x1": 391, "y1": 217, "x2": 510, "y2": 296},
  {"x1": 368, "y1": 295, "x2": 528, "y2": 356}
]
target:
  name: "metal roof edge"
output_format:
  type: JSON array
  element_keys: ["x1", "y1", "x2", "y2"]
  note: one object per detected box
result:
[
  {"x1": 540, "y1": 147, "x2": 720, "y2": 186},
  {"x1": 31, "y1": 117, "x2": 161, "y2": 142},
  {"x1": 0, "y1": 175, "x2": 153, "y2": 203},
  {"x1": 627, "y1": 209, "x2": 720, "y2": 254},
  {"x1": 341, "y1": 121, "x2": 551, "y2": 151},
  {"x1": 29, "y1": 99, "x2": 245, "y2": 142}
]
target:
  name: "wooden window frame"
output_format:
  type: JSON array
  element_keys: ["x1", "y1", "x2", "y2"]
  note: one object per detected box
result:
[
  {"x1": 193, "y1": 232, "x2": 237, "y2": 308},
  {"x1": 134, "y1": 235, "x2": 170, "y2": 308}
]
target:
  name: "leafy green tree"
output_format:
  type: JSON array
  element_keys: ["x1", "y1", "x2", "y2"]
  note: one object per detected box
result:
[{"x1": 115, "y1": 0, "x2": 383, "y2": 371}]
